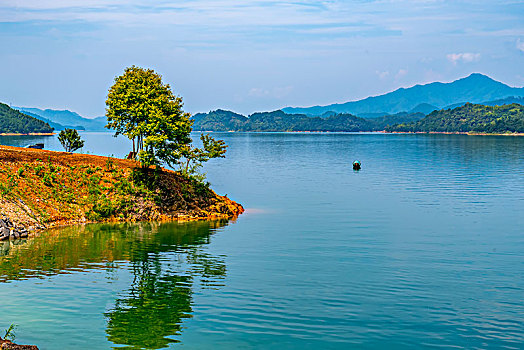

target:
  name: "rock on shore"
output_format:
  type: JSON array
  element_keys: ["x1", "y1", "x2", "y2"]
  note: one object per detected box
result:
[
  {"x1": 0, "y1": 218, "x2": 30, "y2": 241},
  {"x1": 0, "y1": 338, "x2": 38, "y2": 349}
]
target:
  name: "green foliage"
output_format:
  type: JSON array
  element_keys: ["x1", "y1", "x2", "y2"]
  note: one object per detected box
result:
[
  {"x1": 105, "y1": 66, "x2": 192, "y2": 168},
  {"x1": 131, "y1": 167, "x2": 160, "y2": 191},
  {"x1": 0, "y1": 103, "x2": 54, "y2": 134},
  {"x1": 34, "y1": 165, "x2": 44, "y2": 176},
  {"x1": 0, "y1": 174, "x2": 17, "y2": 196},
  {"x1": 87, "y1": 197, "x2": 117, "y2": 221},
  {"x1": 178, "y1": 134, "x2": 227, "y2": 179},
  {"x1": 42, "y1": 172, "x2": 54, "y2": 187},
  {"x1": 3, "y1": 323, "x2": 16, "y2": 342},
  {"x1": 386, "y1": 103, "x2": 524, "y2": 133},
  {"x1": 105, "y1": 66, "x2": 228, "y2": 178},
  {"x1": 105, "y1": 157, "x2": 115, "y2": 172},
  {"x1": 58, "y1": 128, "x2": 85, "y2": 152}
]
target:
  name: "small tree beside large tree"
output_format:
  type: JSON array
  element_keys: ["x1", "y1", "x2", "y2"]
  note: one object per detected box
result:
[
  {"x1": 105, "y1": 66, "x2": 226, "y2": 178},
  {"x1": 58, "y1": 128, "x2": 85, "y2": 153}
]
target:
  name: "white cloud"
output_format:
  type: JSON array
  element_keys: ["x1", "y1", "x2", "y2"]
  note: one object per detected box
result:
[
  {"x1": 248, "y1": 86, "x2": 293, "y2": 99},
  {"x1": 248, "y1": 88, "x2": 269, "y2": 97},
  {"x1": 395, "y1": 69, "x2": 408, "y2": 79},
  {"x1": 446, "y1": 52, "x2": 481, "y2": 65},
  {"x1": 375, "y1": 70, "x2": 390, "y2": 79},
  {"x1": 517, "y1": 39, "x2": 524, "y2": 52}
]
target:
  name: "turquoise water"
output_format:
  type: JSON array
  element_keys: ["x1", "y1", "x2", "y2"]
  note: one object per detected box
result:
[{"x1": 0, "y1": 133, "x2": 523, "y2": 349}]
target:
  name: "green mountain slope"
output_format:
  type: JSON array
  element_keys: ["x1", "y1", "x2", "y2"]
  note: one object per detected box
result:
[
  {"x1": 386, "y1": 103, "x2": 524, "y2": 133},
  {"x1": 0, "y1": 103, "x2": 54, "y2": 134},
  {"x1": 283, "y1": 73, "x2": 524, "y2": 116}
]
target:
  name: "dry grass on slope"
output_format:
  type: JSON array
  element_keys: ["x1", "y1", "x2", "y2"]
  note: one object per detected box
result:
[{"x1": 0, "y1": 146, "x2": 243, "y2": 232}]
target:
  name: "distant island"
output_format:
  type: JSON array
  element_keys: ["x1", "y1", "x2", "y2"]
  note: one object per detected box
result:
[
  {"x1": 193, "y1": 109, "x2": 426, "y2": 132},
  {"x1": 192, "y1": 102, "x2": 524, "y2": 134}
]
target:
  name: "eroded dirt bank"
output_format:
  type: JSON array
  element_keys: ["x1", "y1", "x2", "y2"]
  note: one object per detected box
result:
[{"x1": 0, "y1": 145, "x2": 243, "y2": 238}]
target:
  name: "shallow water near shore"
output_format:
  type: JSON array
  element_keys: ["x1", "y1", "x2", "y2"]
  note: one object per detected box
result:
[{"x1": 0, "y1": 132, "x2": 523, "y2": 349}]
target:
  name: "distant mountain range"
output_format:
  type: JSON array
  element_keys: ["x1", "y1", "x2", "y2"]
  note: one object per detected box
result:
[
  {"x1": 193, "y1": 102, "x2": 524, "y2": 134},
  {"x1": 4, "y1": 73, "x2": 524, "y2": 135},
  {"x1": 14, "y1": 107, "x2": 107, "y2": 131},
  {"x1": 192, "y1": 97, "x2": 524, "y2": 133},
  {"x1": 282, "y1": 73, "x2": 524, "y2": 117}
]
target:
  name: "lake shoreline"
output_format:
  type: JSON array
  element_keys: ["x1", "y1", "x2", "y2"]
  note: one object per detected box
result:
[
  {"x1": 194, "y1": 130, "x2": 524, "y2": 136},
  {"x1": 0, "y1": 133, "x2": 56, "y2": 136},
  {"x1": 386, "y1": 131, "x2": 524, "y2": 136},
  {"x1": 0, "y1": 145, "x2": 243, "y2": 240}
]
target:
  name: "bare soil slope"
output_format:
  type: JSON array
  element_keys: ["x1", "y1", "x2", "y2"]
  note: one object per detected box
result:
[{"x1": 0, "y1": 146, "x2": 243, "y2": 234}]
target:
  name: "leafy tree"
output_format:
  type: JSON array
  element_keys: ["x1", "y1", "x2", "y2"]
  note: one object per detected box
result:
[
  {"x1": 3, "y1": 323, "x2": 16, "y2": 342},
  {"x1": 178, "y1": 134, "x2": 227, "y2": 180},
  {"x1": 105, "y1": 66, "x2": 227, "y2": 177},
  {"x1": 58, "y1": 128, "x2": 84, "y2": 152}
]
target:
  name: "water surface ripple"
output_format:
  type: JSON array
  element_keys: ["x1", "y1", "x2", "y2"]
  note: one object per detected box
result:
[{"x1": 0, "y1": 133, "x2": 523, "y2": 349}]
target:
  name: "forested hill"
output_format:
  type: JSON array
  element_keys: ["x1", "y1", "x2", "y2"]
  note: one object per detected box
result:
[
  {"x1": 385, "y1": 103, "x2": 524, "y2": 133},
  {"x1": 0, "y1": 103, "x2": 54, "y2": 134},
  {"x1": 192, "y1": 109, "x2": 424, "y2": 132},
  {"x1": 192, "y1": 109, "x2": 248, "y2": 131}
]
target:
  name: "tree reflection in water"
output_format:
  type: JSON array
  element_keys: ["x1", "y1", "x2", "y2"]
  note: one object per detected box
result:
[{"x1": 0, "y1": 220, "x2": 231, "y2": 349}]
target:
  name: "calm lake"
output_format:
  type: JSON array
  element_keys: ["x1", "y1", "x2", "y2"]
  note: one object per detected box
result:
[{"x1": 0, "y1": 132, "x2": 523, "y2": 349}]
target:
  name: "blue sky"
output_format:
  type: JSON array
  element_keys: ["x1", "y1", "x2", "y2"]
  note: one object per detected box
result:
[{"x1": 1, "y1": 0, "x2": 523, "y2": 117}]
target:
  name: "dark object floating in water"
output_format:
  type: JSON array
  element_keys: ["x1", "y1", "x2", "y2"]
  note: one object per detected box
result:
[
  {"x1": 353, "y1": 160, "x2": 361, "y2": 170},
  {"x1": 26, "y1": 143, "x2": 44, "y2": 149}
]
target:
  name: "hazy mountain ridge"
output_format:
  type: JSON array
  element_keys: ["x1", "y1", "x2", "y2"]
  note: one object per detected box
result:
[
  {"x1": 19, "y1": 110, "x2": 85, "y2": 131},
  {"x1": 14, "y1": 107, "x2": 107, "y2": 131},
  {"x1": 444, "y1": 96, "x2": 524, "y2": 110},
  {"x1": 282, "y1": 73, "x2": 524, "y2": 116},
  {"x1": 9, "y1": 74, "x2": 524, "y2": 134}
]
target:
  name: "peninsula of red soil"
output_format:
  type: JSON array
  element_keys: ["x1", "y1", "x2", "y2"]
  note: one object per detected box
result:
[{"x1": 0, "y1": 145, "x2": 243, "y2": 235}]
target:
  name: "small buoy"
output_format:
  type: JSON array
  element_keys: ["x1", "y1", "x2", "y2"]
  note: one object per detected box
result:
[{"x1": 353, "y1": 160, "x2": 361, "y2": 170}]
